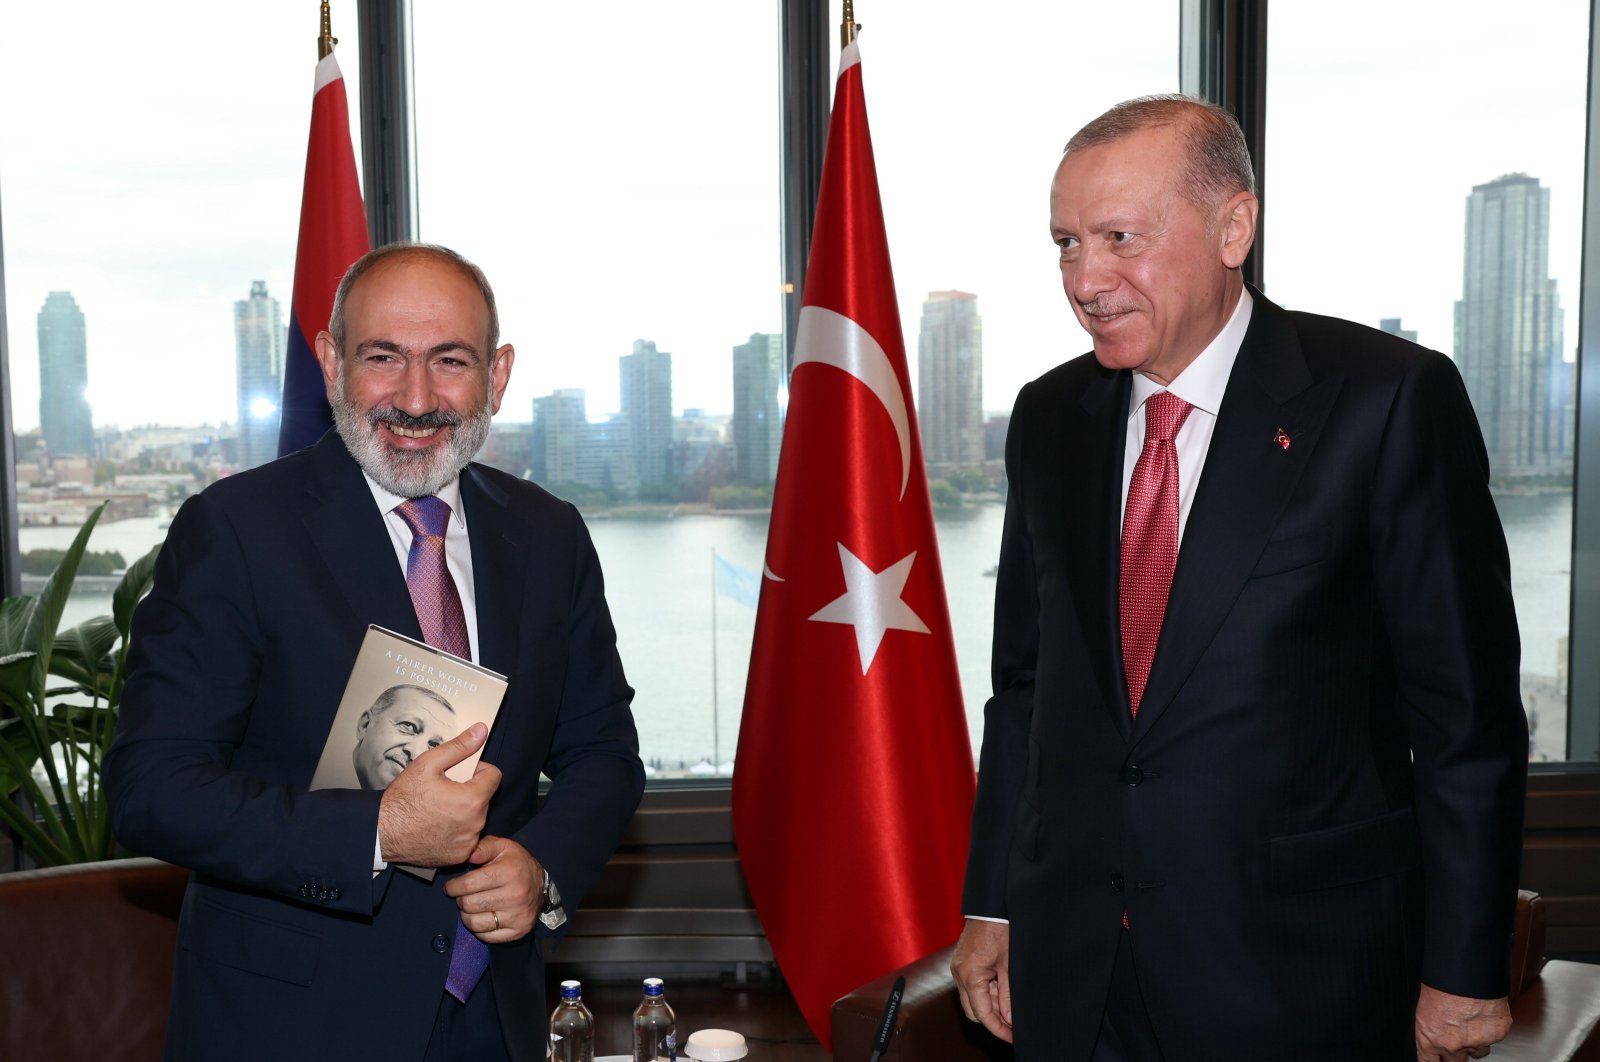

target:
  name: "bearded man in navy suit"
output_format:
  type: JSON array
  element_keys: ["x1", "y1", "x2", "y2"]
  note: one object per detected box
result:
[
  {"x1": 106, "y1": 243, "x2": 644, "y2": 1061},
  {"x1": 950, "y1": 96, "x2": 1527, "y2": 1062}
]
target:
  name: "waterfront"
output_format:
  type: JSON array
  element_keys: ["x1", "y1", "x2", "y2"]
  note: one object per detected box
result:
[{"x1": 21, "y1": 487, "x2": 1574, "y2": 767}]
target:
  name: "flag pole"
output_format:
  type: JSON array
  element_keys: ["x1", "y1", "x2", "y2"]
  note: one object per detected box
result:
[
  {"x1": 318, "y1": 1, "x2": 337, "y2": 60},
  {"x1": 840, "y1": 0, "x2": 859, "y2": 46},
  {"x1": 710, "y1": 548, "x2": 721, "y2": 765}
]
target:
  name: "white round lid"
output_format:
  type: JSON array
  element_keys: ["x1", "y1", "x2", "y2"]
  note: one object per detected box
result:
[{"x1": 682, "y1": 1028, "x2": 749, "y2": 1060}]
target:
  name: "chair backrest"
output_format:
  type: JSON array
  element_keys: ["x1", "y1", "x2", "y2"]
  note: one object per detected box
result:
[
  {"x1": 0, "y1": 857, "x2": 188, "y2": 1062},
  {"x1": 1509, "y1": 889, "x2": 1548, "y2": 1000}
]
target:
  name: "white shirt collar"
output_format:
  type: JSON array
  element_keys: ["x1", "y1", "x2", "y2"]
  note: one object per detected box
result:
[
  {"x1": 1130, "y1": 286, "x2": 1254, "y2": 415},
  {"x1": 360, "y1": 471, "x2": 468, "y2": 533}
]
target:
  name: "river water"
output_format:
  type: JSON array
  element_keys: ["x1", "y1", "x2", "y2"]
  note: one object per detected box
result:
[{"x1": 22, "y1": 487, "x2": 1574, "y2": 768}]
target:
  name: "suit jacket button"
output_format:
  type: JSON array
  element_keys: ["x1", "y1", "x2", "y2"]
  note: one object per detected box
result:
[
  {"x1": 432, "y1": 933, "x2": 450, "y2": 954},
  {"x1": 318, "y1": 889, "x2": 331, "y2": 903},
  {"x1": 1110, "y1": 873, "x2": 1125, "y2": 893},
  {"x1": 330, "y1": 888, "x2": 341, "y2": 901},
  {"x1": 299, "y1": 885, "x2": 310, "y2": 898},
  {"x1": 1122, "y1": 765, "x2": 1144, "y2": 786}
]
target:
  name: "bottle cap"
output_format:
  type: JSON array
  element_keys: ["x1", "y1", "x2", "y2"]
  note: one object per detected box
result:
[
  {"x1": 642, "y1": 976, "x2": 665, "y2": 996},
  {"x1": 683, "y1": 1029, "x2": 748, "y2": 1060},
  {"x1": 560, "y1": 979, "x2": 582, "y2": 1000}
]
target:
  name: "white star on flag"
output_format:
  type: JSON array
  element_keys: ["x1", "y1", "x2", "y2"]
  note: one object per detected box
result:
[{"x1": 808, "y1": 543, "x2": 931, "y2": 675}]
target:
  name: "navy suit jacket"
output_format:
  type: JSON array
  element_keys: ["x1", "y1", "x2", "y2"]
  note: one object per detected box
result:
[
  {"x1": 962, "y1": 292, "x2": 1528, "y2": 1060},
  {"x1": 105, "y1": 432, "x2": 645, "y2": 1061}
]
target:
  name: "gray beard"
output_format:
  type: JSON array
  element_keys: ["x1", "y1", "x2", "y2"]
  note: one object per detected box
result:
[{"x1": 331, "y1": 370, "x2": 493, "y2": 498}]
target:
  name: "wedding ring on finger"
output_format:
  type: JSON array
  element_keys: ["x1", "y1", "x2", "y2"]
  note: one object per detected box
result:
[{"x1": 493, "y1": 910, "x2": 501, "y2": 931}]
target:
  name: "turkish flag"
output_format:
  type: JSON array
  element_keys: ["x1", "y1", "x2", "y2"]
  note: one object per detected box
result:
[
  {"x1": 732, "y1": 39, "x2": 976, "y2": 1048},
  {"x1": 278, "y1": 50, "x2": 369, "y2": 457}
]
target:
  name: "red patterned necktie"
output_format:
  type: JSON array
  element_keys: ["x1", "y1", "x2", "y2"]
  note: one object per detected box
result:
[
  {"x1": 394, "y1": 495, "x2": 489, "y2": 1003},
  {"x1": 1119, "y1": 391, "x2": 1194, "y2": 720}
]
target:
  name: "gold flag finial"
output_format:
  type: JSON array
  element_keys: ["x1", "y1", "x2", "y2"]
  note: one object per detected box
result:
[
  {"x1": 318, "y1": 1, "x2": 338, "y2": 61},
  {"x1": 841, "y1": 0, "x2": 859, "y2": 47}
]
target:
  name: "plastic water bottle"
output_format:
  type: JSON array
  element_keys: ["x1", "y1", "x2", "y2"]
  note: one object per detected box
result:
[
  {"x1": 632, "y1": 976, "x2": 678, "y2": 1061},
  {"x1": 550, "y1": 979, "x2": 595, "y2": 1062}
]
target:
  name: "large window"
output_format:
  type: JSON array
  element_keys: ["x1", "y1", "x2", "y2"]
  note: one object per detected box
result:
[
  {"x1": 3, "y1": 1, "x2": 1595, "y2": 779},
  {"x1": 410, "y1": 2, "x2": 786, "y2": 776},
  {"x1": 0, "y1": 4, "x2": 363, "y2": 632},
  {"x1": 1267, "y1": 0, "x2": 1589, "y2": 762},
  {"x1": 829, "y1": 0, "x2": 1179, "y2": 746}
]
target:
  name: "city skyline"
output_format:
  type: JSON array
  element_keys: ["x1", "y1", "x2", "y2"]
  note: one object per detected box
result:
[{"x1": 1, "y1": 2, "x2": 1585, "y2": 441}]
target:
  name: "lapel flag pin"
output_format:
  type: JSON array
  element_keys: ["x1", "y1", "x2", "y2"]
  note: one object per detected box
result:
[{"x1": 1274, "y1": 428, "x2": 1291, "y2": 450}]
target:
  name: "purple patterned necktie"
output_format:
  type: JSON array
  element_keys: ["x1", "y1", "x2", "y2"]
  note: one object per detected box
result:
[{"x1": 394, "y1": 495, "x2": 489, "y2": 1003}]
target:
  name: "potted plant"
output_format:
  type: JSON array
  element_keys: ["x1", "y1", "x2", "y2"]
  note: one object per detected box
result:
[{"x1": 0, "y1": 503, "x2": 160, "y2": 866}]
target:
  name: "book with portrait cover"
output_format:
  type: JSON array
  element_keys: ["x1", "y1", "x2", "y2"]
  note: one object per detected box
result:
[{"x1": 311, "y1": 624, "x2": 509, "y2": 881}]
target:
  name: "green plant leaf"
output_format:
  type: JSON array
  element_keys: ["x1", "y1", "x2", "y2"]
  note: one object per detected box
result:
[
  {"x1": 0, "y1": 717, "x2": 44, "y2": 796},
  {"x1": 113, "y1": 541, "x2": 162, "y2": 639},
  {"x1": 52, "y1": 615, "x2": 120, "y2": 692},
  {"x1": 0, "y1": 651, "x2": 37, "y2": 714},
  {"x1": 23, "y1": 503, "x2": 107, "y2": 690},
  {"x1": 48, "y1": 701, "x2": 116, "y2": 728},
  {"x1": 0, "y1": 594, "x2": 36, "y2": 656}
]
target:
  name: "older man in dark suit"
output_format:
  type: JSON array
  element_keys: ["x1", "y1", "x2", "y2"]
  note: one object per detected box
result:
[
  {"x1": 106, "y1": 243, "x2": 644, "y2": 1061},
  {"x1": 951, "y1": 96, "x2": 1527, "y2": 1062}
]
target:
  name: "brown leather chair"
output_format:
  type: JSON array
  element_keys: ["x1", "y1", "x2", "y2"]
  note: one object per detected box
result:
[
  {"x1": 832, "y1": 891, "x2": 1600, "y2": 1061},
  {"x1": 0, "y1": 857, "x2": 189, "y2": 1062}
]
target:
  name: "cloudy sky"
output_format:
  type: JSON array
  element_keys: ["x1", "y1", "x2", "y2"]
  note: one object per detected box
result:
[{"x1": 0, "y1": 0, "x2": 1587, "y2": 433}]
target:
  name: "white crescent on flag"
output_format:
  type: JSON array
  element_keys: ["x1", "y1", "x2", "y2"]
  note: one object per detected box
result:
[{"x1": 792, "y1": 304, "x2": 912, "y2": 501}]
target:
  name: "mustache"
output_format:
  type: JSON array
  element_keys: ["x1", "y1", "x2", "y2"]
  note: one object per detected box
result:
[
  {"x1": 1079, "y1": 299, "x2": 1137, "y2": 317},
  {"x1": 366, "y1": 407, "x2": 463, "y2": 431}
]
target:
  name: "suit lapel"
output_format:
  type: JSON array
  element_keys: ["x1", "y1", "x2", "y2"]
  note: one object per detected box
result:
[
  {"x1": 458, "y1": 466, "x2": 529, "y2": 761},
  {"x1": 1058, "y1": 366, "x2": 1135, "y2": 740},
  {"x1": 1131, "y1": 294, "x2": 1343, "y2": 741},
  {"x1": 459, "y1": 465, "x2": 527, "y2": 681},
  {"x1": 301, "y1": 433, "x2": 424, "y2": 643}
]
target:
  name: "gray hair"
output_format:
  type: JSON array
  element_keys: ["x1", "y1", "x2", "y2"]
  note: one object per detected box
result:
[
  {"x1": 328, "y1": 242, "x2": 500, "y2": 355},
  {"x1": 367, "y1": 683, "x2": 456, "y2": 718},
  {"x1": 1065, "y1": 94, "x2": 1256, "y2": 212}
]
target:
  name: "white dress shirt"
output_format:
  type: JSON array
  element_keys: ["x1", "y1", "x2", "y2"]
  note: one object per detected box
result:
[{"x1": 1120, "y1": 288, "x2": 1254, "y2": 543}]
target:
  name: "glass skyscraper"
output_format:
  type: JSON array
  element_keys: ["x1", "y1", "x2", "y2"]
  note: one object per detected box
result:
[
  {"x1": 234, "y1": 280, "x2": 286, "y2": 471},
  {"x1": 36, "y1": 291, "x2": 93, "y2": 456},
  {"x1": 916, "y1": 290, "x2": 984, "y2": 468},
  {"x1": 732, "y1": 332, "x2": 783, "y2": 485},
  {"x1": 1454, "y1": 174, "x2": 1572, "y2": 481}
]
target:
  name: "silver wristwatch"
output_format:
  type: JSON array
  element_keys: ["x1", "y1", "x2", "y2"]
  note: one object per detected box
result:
[{"x1": 538, "y1": 872, "x2": 567, "y2": 930}]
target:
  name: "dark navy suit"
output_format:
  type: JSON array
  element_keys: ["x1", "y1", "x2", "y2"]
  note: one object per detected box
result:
[
  {"x1": 963, "y1": 292, "x2": 1528, "y2": 1060},
  {"x1": 106, "y1": 432, "x2": 644, "y2": 1061}
]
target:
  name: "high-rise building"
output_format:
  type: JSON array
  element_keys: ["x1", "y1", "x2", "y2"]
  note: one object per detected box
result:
[
  {"x1": 234, "y1": 280, "x2": 287, "y2": 470},
  {"x1": 620, "y1": 339, "x2": 673, "y2": 494},
  {"x1": 917, "y1": 290, "x2": 984, "y2": 467},
  {"x1": 1378, "y1": 318, "x2": 1418, "y2": 344},
  {"x1": 532, "y1": 388, "x2": 640, "y2": 497},
  {"x1": 731, "y1": 332, "x2": 783, "y2": 484},
  {"x1": 1454, "y1": 173, "x2": 1572, "y2": 480},
  {"x1": 532, "y1": 388, "x2": 590, "y2": 486},
  {"x1": 36, "y1": 291, "x2": 94, "y2": 456}
]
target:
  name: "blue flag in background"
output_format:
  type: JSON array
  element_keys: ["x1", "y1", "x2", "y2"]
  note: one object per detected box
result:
[{"x1": 715, "y1": 553, "x2": 760, "y2": 609}]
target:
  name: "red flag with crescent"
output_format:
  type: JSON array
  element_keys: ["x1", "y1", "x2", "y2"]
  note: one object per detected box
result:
[{"x1": 732, "y1": 38, "x2": 976, "y2": 1048}]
